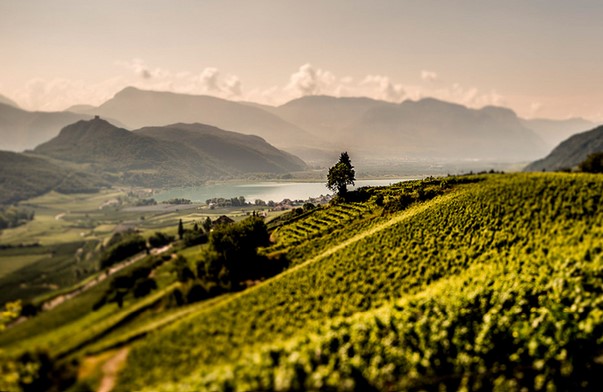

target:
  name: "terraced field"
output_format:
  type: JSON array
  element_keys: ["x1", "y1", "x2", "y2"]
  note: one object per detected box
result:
[
  {"x1": 113, "y1": 173, "x2": 603, "y2": 391},
  {"x1": 3, "y1": 173, "x2": 601, "y2": 391}
]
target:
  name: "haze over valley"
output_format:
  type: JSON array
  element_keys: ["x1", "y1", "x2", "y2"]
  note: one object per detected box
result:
[{"x1": 1, "y1": 2, "x2": 603, "y2": 391}]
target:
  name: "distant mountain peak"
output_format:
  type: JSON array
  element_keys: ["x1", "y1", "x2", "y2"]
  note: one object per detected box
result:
[
  {"x1": 0, "y1": 94, "x2": 20, "y2": 108},
  {"x1": 281, "y1": 95, "x2": 385, "y2": 107}
]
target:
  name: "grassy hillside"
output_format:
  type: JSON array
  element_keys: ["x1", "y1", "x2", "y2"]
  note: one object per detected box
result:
[
  {"x1": 110, "y1": 173, "x2": 603, "y2": 391},
  {"x1": 0, "y1": 150, "x2": 107, "y2": 205}
]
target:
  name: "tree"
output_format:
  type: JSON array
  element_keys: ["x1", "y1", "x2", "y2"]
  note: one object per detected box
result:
[
  {"x1": 327, "y1": 152, "x2": 356, "y2": 196},
  {"x1": 178, "y1": 219, "x2": 184, "y2": 240},
  {"x1": 202, "y1": 217, "x2": 212, "y2": 232},
  {"x1": 579, "y1": 152, "x2": 603, "y2": 173}
]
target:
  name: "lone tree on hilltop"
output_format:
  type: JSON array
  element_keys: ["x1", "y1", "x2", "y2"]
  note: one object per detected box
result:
[{"x1": 327, "y1": 152, "x2": 356, "y2": 196}]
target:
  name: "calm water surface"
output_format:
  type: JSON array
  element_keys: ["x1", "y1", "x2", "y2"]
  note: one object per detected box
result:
[{"x1": 154, "y1": 179, "x2": 411, "y2": 203}]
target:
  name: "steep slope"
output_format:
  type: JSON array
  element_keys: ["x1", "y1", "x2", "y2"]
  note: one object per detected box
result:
[
  {"x1": 135, "y1": 123, "x2": 306, "y2": 173},
  {"x1": 0, "y1": 151, "x2": 106, "y2": 205},
  {"x1": 523, "y1": 117, "x2": 599, "y2": 148},
  {"x1": 0, "y1": 94, "x2": 19, "y2": 108},
  {"x1": 115, "y1": 173, "x2": 603, "y2": 391},
  {"x1": 34, "y1": 118, "x2": 225, "y2": 187},
  {"x1": 88, "y1": 87, "x2": 314, "y2": 148},
  {"x1": 34, "y1": 118, "x2": 307, "y2": 187},
  {"x1": 343, "y1": 98, "x2": 548, "y2": 161},
  {"x1": 0, "y1": 103, "x2": 92, "y2": 151},
  {"x1": 524, "y1": 124, "x2": 603, "y2": 171}
]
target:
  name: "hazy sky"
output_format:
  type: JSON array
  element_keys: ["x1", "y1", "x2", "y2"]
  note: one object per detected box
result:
[{"x1": 2, "y1": 0, "x2": 603, "y2": 120}]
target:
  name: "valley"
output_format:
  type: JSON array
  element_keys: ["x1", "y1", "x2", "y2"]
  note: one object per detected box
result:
[{"x1": 1, "y1": 172, "x2": 602, "y2": 391}]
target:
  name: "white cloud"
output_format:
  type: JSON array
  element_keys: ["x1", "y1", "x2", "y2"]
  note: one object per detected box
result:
[
  {"x1": 14, "y1": 77, "x2": 124, "y2": 111},
  {"x1": 199, "y1": 67, "x2": 220, "y2": 91},
  {"x1": 530, "y1": 102, "x2": 543, "y2": 116},
  {"x1": 8, "y1": 60, "x2": 511, "y2": 113},
  {"x1": 117, "y1": 59, "x2": 243, "y2": 98},
  {"x1": 421, "y1": 70, "x2": 439, "y2": 82},
  {"x1": 285, "y1": 63, "x2": 336, "y2": 96},
  {"x1": 361, "y1": 75, "x2": 406, "y2": 102},
  {"x1": 432, "y1": 82, "x2": 505, "y2": 108}
]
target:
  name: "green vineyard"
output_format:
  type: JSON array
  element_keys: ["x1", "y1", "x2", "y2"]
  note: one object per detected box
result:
[{"x1": 114, "y1": 173, "x2": 603, "y2": 391}]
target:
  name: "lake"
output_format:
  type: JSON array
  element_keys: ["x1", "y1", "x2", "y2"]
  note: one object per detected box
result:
[{"x1": 153, "y1": 179, "x2": 412, "y2": 203}]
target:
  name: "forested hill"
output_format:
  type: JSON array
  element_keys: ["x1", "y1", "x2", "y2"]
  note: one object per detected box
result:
[
  {"x1": 110, "y1": 173, "x2": 603, "y2": 391},
  {"x1": 33, "y1": 118, "x2": 307, "y2": 187},
  {"x1": 0, "y1": 151, "x2": 107, "y2": 205},
  {"x1": 135, "y1": 123, "x2": 307, "y2": 174},
  {"x1": 524, "y1": 124, "x2": 603, "y2": 172}
]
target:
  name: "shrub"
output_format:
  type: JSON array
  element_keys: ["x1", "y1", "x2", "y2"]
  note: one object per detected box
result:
[{"x1": 99, "y1": 234, "x2": 146, "y2": 269}]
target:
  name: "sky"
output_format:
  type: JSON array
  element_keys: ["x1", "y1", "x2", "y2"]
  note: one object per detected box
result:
[{"x1": 1, "y1": 0, "x2": 603, "y2": 121}]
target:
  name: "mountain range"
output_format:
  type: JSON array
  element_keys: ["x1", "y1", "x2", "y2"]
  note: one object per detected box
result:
[
  {"x1": 523, "y1": 125, "x2": 603, "y2": 172},
  {"x1": 0, "y1": 87, "x2": 599, "y2": 164},
  {"x1": 0, "y1": 103, "x2": 92, "y2": 152},
  {"x1": 276, "y1": 96, "x2": 547, "y2": 161}
]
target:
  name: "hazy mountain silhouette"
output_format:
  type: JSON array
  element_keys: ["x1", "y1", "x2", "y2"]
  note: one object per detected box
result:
[
  {"x1": 0, "y1": 103, "x2": 92, "y2": 151},
  {"x1": 335, "y1": 98, "x2": 548, "y2": 161},
  {"x1": 271, "y1": 95, "x2": 389, "y2": 139},
  {"x1": 135, "y1": 123, "x2": 306, "y2": 174},
  {"x1": 0, "y1": 94, "x2": 19, "y2": 108},
  {"x1": 34, "y1": 118, "x2": 307, "y2": 187},
  {"x1": 523, "y1": 125, "x2": 603, "y2": 172},
  {"x1": 12, "y1": 87, "x2": 583, "y2": 165},
  {"x1": 263, "y1": 95, "x2": 548, "y2": 161},
  {"x1": 64, "y1": 104, "x2": 96, "y2": 114},
  {"x1": 84, "y1": 87, "x2": 314, "y2": 148},
  {"x1": 522, "y1": 117, "x2": 599, "y2": 148}
]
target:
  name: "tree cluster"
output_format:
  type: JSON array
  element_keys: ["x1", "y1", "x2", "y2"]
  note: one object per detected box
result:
[
  {"x1": 170, "y1": 216, "x2": 288, "y2": 306},
  {"x1": 99, "y1": 233, "x2": 147, "y2": 269},
  {"x1": 206, "y1": 196, "x2": 247, "y2": 208},
  {"x1": 579, "y1": 152, "x2": 603, "y2": 173},
  {"x1": 0, "y1": 207, "x2": 34, "y2": 230},
  {"x1": 93, "y1": 257, "x2": 164, "y2": 310}
]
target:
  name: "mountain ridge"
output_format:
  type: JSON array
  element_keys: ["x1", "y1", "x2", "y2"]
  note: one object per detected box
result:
[
  {"x1": 523, "y1": 124, "x2": 603, "y2": 171},
  {"x1": 33, "y1": 118, "x2": 307, "y2": 188}
]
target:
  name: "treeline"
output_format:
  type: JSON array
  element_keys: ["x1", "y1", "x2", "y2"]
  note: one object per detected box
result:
[
  {"x1": 162, "y1": 198, "x2": 191, "y2": 205},
  {"x1": 99, "y1": 230, "x2": 173, "y2": 270},
  {"x1": 0, "y1": 206, "x2": 35, "y2": 230},
  {"x1": 206, "y1": 196, "x2": 247, "y2": 207},
  {"x1": 171, "y1": 216, "x2": 288, "y2": 305},
  {"x1": 94, "y1": 255, "x2": 168, "y2": 309}
]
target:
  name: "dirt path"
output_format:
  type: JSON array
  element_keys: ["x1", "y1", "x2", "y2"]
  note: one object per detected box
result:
[
  {"x1": 41, "y1": 244, "x2": 172, "y2": 312},
  {"x1": 97, "y1": 347, "x2": 130, "y2": 392}
]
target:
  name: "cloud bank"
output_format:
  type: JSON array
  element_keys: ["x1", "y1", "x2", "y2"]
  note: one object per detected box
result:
[{"x1": 9, "y1": 60, "x2": 507, "y2": 114}]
